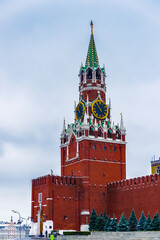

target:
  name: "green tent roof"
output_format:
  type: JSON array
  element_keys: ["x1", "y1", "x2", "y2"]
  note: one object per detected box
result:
[{"x1": 85, "y1": 21, "x2": 99, "y2": 68}]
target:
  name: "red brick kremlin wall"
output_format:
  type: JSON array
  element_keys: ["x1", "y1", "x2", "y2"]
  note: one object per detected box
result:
[{"x1": 107, "y1": 173, "x2": 160, "y2": 221}]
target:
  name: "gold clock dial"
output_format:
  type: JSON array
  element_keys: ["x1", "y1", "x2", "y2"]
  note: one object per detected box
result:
[
  {"x1": 92, "y1": 100, "x2": 108, "y2": 119},
  {"x1": 75, "y1": 102, "x2": 85, "y2": 121}
]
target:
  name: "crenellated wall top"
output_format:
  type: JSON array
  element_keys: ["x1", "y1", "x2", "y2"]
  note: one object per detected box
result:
[
  {"x1": 32, "y1": 174, "x2": 80, "y2": 187},
  {"x1": 107, "y1": 174, "x2": 160, "y2": 191}
]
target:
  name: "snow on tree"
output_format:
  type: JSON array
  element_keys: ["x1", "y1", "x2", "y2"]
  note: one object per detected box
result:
[
  {"x1": 104, "y1": 217, "x2": 111, "y2": 231},
  {"x1": 108, "y1": 217, "x2": 117, "y2": 231}
]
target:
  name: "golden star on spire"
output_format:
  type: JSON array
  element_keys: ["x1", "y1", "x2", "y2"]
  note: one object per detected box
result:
[{"x1": 91, "y1": 20, "x2": 93, "y2": 35}]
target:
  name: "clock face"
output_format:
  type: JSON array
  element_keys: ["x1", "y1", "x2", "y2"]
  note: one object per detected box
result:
[
  {"x1": 75, "y1": 102, "x2": 85, "y2": 121},
  {"x1": 92, "y1": 100, "x2": 108, "y2": 119}
]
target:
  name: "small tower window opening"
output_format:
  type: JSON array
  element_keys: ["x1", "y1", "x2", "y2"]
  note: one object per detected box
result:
[
  {"x1": 38, "y1": 193, "x2": 42, "y2": 203},
  {"x1": 96, "y1": 69, "x2": 101, "y2": 80},
  {"x1": 108, "y1": 129, "x2": 112, "y2": 138},
  {"x1": 89, "y1": 126, "x2": 95, "y2": 136},
  {"x1": 64, "y1": 134, "x2": 67, "y2": 143},
  {"x1": 93, "y1": 143, "x2": 96, "y2": 149},
  {"x1": 104, "y1": 145, "x2": 106, "y2": 151},
  {"x1": 79, "y1": 128, "x2": 82, "y2": 137},
  {"x1": 116, "y1": 130, "x2": 121, "y2": 139},
  {"x1": 98, "y1": 127, "x2": 103, "y2": 137},
  {"x1": 157, "y1": 166, "x2": 160, "y2": 174},
  {"x1": 71, "y1": 170, "x2": 74, "y2": 176},
  {"x1": 87, "y1": 68, "x2": 92, "y2": 79},
  {"x1": 114, "y1": 145, "x2": 116, "y2": 152},
  {"x1": 81, "y1": 72, "x2": 83, "y2": 83}
]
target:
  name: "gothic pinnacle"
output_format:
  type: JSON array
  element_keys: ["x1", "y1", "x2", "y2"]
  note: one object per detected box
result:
[
  {"x1": 63, "y1": 118, "x2": 66, "y2": 132},
  {"x1": 120, "y1": 113, "x2": 125, "y2": 132}
]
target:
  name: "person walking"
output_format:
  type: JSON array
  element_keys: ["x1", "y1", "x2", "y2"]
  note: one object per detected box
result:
[{"x1": 50, "y1": 233, "x2": 54, "y2": 240}]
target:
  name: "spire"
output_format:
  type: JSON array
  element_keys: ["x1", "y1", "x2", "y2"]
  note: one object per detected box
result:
[
  {"x1": 85, "y1": 21, "x2": 99, "y2": 68},
  {"x1": 120, "y1": 113, "x2": 125, "y2": 132},
  {"x1": 63, "y1": 118, "x2": 66, "y2": 132}
]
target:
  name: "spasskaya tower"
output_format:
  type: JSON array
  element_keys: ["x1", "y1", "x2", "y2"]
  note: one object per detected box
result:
[
  {"x1": 31, "y1": 21, "x2": 127, "y2": 233},
  {"x1": 32, "y1": 22, "x2": 160, "y2": 233},
  {"x1": 60, "y1": 21, "x2": 126, "y2": 186}
]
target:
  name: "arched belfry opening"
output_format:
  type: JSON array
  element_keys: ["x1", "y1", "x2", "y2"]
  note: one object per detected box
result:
[
  {"x1": 89, "y1": 126, "x2": 95, "y2": 136},
  {"x1": 87, "y1": 68, "x2": 92, "y2": 79}
]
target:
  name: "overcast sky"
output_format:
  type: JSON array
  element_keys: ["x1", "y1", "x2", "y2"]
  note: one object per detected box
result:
[{"x1": 1, "y1": 0, "x2": 160, "y2": 222}]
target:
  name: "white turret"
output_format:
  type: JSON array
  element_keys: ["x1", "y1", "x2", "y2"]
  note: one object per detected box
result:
[{"x1": 120, "y1": 113, "x2": 126, "y2": 134}]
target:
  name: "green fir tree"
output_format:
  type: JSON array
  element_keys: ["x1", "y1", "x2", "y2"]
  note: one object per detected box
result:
[
  {"x1": 95, "y1": 215, "x2": 101, "y2": 231},
  {"x1": 89, "y1": 208, "x2": 97, "y2": 231},
  {"x1": 150, "y1": 212, "x2": 160, "y2": 231},
  {"x1": 117, "y1": 213, "x2": 128, "y2": 231},
  {"x1": 103, "y1": 211, "x2": 108, "y2": 220},
  {"x1": 144, "y1": 214, "x2": 151, "y2": 231},
  {"x1": 99, "y1": 213, "x2": 106, "y2": 231},
  {"x1": 137, "y1": 211, "x2": 146, "y2": 231},
  {"x1": 104, "y1": 217, "x2": 111, "y2": 231},
  {"x1": 128, "y1": 209, "x2": 138, "y2": 231},
  {"x1": 108, "y1": 217, "x2": 117, "y2": 231}
]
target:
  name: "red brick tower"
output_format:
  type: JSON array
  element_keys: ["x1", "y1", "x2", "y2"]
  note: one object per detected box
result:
[
  {"x1": 60, "y1": 21, "x2": 126, "y2": 230},
  {"x1": 32, "y1": 22, "x2": 127, "y2": 232}
]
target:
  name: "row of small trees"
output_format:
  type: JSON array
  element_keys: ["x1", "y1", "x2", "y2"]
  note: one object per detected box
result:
[{"x1": 89, "y1": 209, "x2": 160, "y2": 231}]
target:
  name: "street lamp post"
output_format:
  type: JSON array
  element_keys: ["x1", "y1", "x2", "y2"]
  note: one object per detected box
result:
[
  {"x1": 12, "y1": 210, "x2": 22, "y2": 238},
  {"x1": 21, "y1": 217, "x2": 30, "y2": 237}
]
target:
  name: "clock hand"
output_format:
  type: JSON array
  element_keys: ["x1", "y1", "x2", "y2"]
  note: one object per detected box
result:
[{"x1": 96, "y1": 103, "x2": 102, "y2": 112}]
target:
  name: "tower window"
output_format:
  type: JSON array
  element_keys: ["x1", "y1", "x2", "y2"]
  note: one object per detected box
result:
[
  {"x1": 87, "y1": 69, "x2": 92, "y2": 79},
  {"x1": 64, "y1": 134, "x2": 67, "y2": 143},
  {"x1": 157, "y1": 166, "x2": 160, "y2": 174},
  {"x1": 79, "y1": 128, "x2": 82, "y2": 137},
  {"x1": 93, "y1": 143, "x2": 96, "y2": 149},
  {"x1": 114, "y1": 145, "x2": 116, "y2": 152},
  {"x1": 108, "y1": 129, "x2": 112, "y2": 138},
  {"x1": 98, "y1": 128, "x2": 103, "y2": 137},
  {"x1": 89, "y1": 126, "x2": 95, "y2": 136},
  {"x1": 81, "y1": 73, "x2": 83, "y2": 83},
  {"x1": 38, "y1": 193, "x2": 42, "y2": 203},
  {"x1": 104, "y1": 145, "x2": 106, "y2": 151},
  {"x1": 116, "y1": 130, "x2": 121, "y2": 139},
  {"x1": 96, "y1": 69, "x2": 101, "y2": 79}
]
